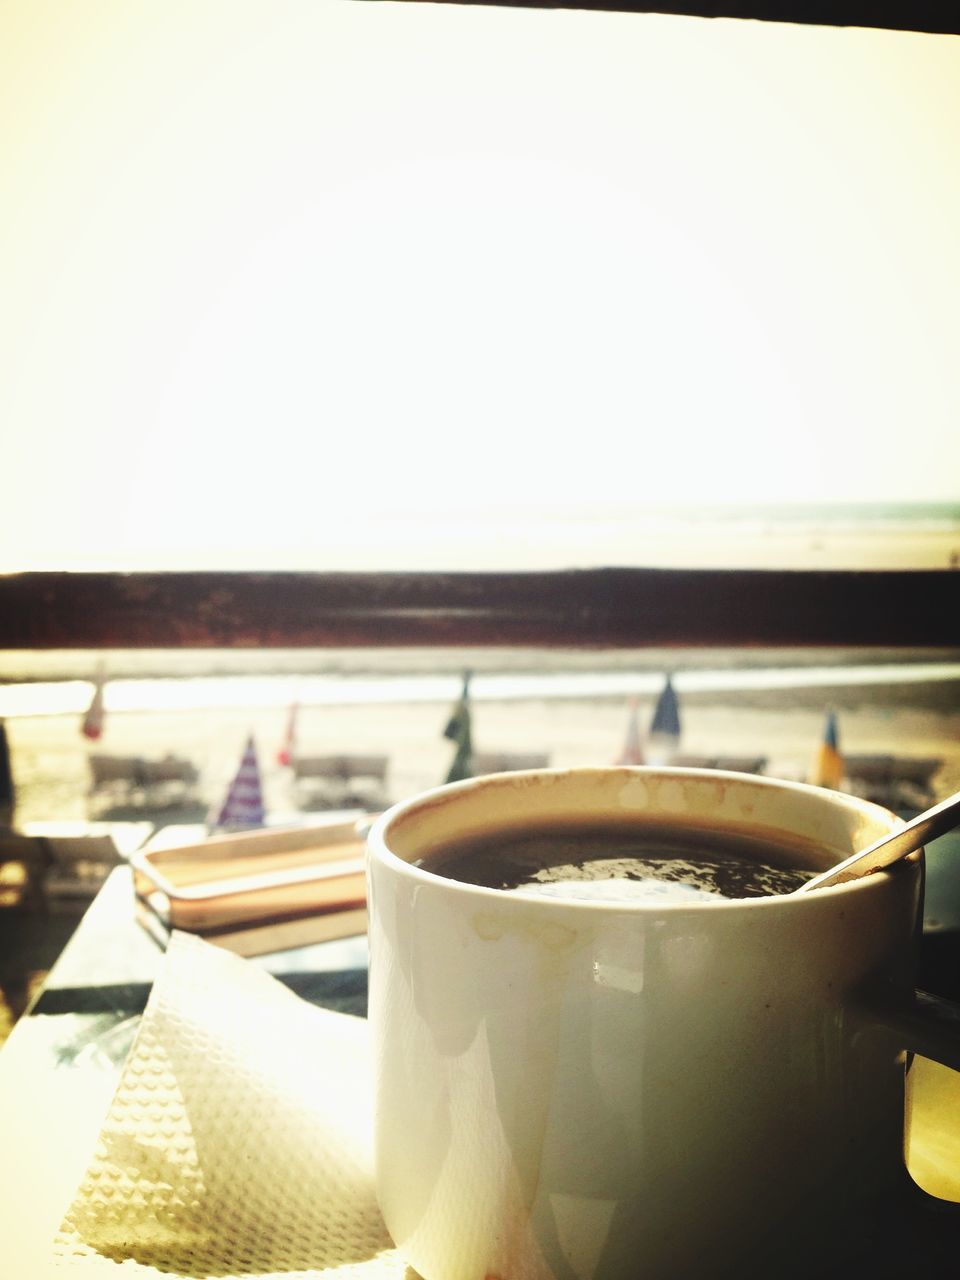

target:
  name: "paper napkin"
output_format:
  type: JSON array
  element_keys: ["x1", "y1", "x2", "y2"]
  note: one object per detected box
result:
[{"x1": 52, "y1": 932, "x2": 409, "y2": 1278}]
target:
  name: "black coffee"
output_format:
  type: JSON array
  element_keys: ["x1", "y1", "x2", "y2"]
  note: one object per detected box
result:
[{"x1": 417, "y1": 821, "x2": 816, "y2": 902}]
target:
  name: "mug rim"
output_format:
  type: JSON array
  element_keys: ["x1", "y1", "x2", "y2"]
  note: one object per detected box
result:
[{"x1": 367, "y1": 765, "x2": 915, "y2": 912}]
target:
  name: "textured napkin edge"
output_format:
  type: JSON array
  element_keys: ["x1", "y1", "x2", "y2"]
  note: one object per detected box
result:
[{"x1": 50, "y1": 931, "x2": 405, "y2": 1278}]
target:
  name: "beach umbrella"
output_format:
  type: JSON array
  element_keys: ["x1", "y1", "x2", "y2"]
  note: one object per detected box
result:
[
  {"x1": 811, "y1": 710, "x2": 844, "y2": 790},
  {"x1": 647, "y1": 674, "x2": 681, "y2": 765},
  {"x1": 277, "y1": 699, "x2": 299, "y2": 767},
  {"x1": 443, "y1": 671, "x2": 474, "y2": 784},
  {"x1": 0, "y1": 718, "x2": 14, "y2": 827},
  {"x1": 616, "y1": 696, "x2": 645, "y2": 765},
  {"x1": 81, "y1": 662, "x2": 106, "y2": 740},
  {"x1": 212, "y1": 735, "x2": 266, "y2": 830}
]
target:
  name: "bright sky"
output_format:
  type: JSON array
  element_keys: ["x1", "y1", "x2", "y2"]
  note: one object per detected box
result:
[{"x1": 1, "y1": 2, "x2": 959, "y2": 570}]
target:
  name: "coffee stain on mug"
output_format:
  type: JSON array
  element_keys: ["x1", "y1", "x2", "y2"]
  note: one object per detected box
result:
[
  {"x1": 616, "y1": 775, "x2": 651, "y2": 811},
  {"x1": 472, "y1": 912, "x2": 582, "y2": 953}
]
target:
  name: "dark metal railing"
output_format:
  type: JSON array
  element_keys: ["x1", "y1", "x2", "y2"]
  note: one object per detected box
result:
[{"x1": 0, "y1": 569, "x2": 956, "y2": 650}]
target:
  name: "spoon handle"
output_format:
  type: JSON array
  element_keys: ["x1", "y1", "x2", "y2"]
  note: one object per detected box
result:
[{"x1": 795, "y1": 789, "x2": 960, "y2": 893}]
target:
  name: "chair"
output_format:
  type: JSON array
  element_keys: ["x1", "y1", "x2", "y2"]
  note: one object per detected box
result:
[
  {"x1": 89, "y1": 754, "x2": 200, "y2": 808},
  {"x1": 844, "y1": 755, "x2": 943, "y2": 810},
  {"x1": 0, "y1": 834, "x2": 50, "y2": 912},
  {"x1": 41, "y1": 835, "x2": 124, "y2": 906},
  {"x1": 292, "y1": 755, "x2": 390, "y2": 810},
  {"x1": 673, "y1": 754, "x2": 767, "y2": 775},
  {"x1": 471, "y1": 751, "x2": 551, "y2": 776}
]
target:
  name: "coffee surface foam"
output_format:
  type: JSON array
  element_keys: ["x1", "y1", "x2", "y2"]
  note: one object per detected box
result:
[{"x1": 420, "y1": 825, "x2": 815, "y2": 902}]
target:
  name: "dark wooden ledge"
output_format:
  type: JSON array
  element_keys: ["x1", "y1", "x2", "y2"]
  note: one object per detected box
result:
[
  {"x1": 389, "y1": 0, "x2": 959, "y2": 36},
  {"x1": 0, "y1": 570, "x2": 956, "y2": 650}
]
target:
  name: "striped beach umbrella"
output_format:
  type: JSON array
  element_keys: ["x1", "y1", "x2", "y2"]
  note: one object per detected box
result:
[
  {"x1": 277, "y1": 700, "x2": 299, "y2": 767},
  {"x1": 213, "y1": 735, "x2": 266, "y2": 830},
  {"x1": 616, "y1": 696, "x2": 645, "y2": 765},
  {"x1": 443, "y1": 671, "x2": 474, "y2": 784},
  {"x1": 82, "y1": 663, "x2": 106, "y2": 740}
]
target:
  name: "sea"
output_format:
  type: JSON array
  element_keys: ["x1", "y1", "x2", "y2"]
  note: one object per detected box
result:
[{"x1": 574, "y1": 500, "x2": 960, "y2": 536}]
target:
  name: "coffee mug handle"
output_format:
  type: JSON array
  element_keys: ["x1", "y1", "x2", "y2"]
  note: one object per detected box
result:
[
  {"x1": 867, "y1": 986, "x2": 960, "y2": 1073},
  {"x1": 863, "y1": 984, "x2": 960, "y2": 1212}
]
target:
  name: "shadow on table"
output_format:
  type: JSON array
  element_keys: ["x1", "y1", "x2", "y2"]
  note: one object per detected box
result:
[{"x1": 34, "y1": 967, "x2": 369, "y2": 1021}]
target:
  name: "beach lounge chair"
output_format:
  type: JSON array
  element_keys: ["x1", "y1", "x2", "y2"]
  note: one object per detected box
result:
[
  {"x1": 0, "y1": 833, "x2": 50, "y2": 911},
  {"x1": 673, "y1": 754, "x2": 768, "y2": 775},
  {"x1": 89, "y1": 753, "x2": 201, "y2": 808},
  {"x1": 42, "y1": 834, "x2": 125, "y2": 905},
  {"x1": 712, "y1": 755, "x2": 768, "y2": 775},
  {"x1": 843, "y1": 754, "x2": 943, "y2": 810},
  {"x1": 292, "y1": 754, "x2": 390, "y2": 811},
  {"x1": 0, "y1": 831, "x2": 125, "y2": 909},
  {"x1": 471, "y1": 751, "x2": 551, "y2": 776}
]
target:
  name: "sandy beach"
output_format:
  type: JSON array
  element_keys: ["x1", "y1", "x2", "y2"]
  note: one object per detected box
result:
[{"x1": 3, "y1": 647, "x2": 959, "y2": 830}]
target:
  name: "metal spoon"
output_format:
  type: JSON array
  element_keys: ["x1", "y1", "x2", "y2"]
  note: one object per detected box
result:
[{"x1": 795, "y1": 789, "x2": 960, "y2": 893}]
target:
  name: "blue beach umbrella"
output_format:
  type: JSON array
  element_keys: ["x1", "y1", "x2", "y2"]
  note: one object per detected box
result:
[
  {"x1": 647, "y1": 675, "x2": 681, "y2": 764},
  {"x1": 811, "y1": 709, "x2": 844, "y2": 790},
  {"x1": 650, "y1": 675, "x2": 681, "y2": 738}
]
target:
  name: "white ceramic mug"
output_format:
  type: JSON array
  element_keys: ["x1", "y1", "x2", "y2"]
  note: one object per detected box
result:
[{"x1": 366, "y1": 768, "x2": 960, "y2": 1279}]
